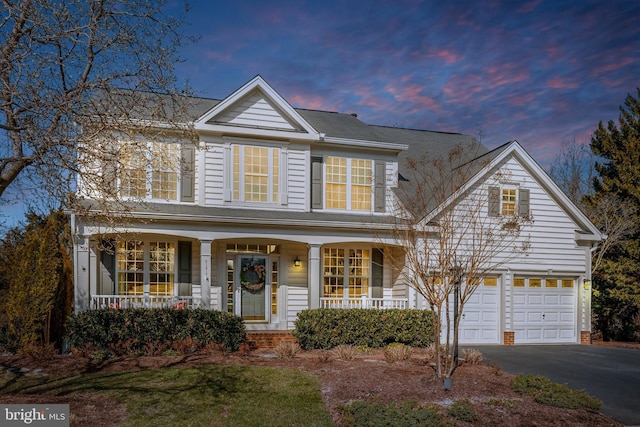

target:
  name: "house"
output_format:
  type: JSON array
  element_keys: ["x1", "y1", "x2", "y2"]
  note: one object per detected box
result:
[{"x1": 70, "y1": 76, "x2": 601, "y2": 345}]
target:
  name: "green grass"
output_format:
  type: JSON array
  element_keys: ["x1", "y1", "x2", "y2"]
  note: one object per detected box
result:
[{"x1": 0, "y1": 365, "x2": 333, "y2": 427}]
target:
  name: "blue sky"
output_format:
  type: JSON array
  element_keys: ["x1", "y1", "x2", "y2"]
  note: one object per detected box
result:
[
  {"x1": 1, "y1": 0, "x2": 638, "y2": 227},
  {"x1": 176, "y1": 0, "x2": 639, "y2": 163}
]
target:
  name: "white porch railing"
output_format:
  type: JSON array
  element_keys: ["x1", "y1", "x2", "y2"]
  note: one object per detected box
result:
[
  {"x1": 91, "y1": 295, "x2": 201, "y2": 310},
  {"x1": 321, "y1": 296, "x2": 409, "y2": 309}
]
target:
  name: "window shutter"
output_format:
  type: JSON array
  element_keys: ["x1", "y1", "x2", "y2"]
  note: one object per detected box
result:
[
  {"x1": 311, "y1": 156, "x2": 323, "y2": 209},
  {"x1": 99, "y1": 240, "x2": 116, "y2": 294},
  {"x1": 103, "y1": 143, "x2": 118, "y2": 196},
  {"x1": 518, "y1": 189, "x2": 530, "y2": 217},
  {"x1": 372, "y1": 248, "x2": 384, "y2": 298},
  {"x1": 488, "y1": 187, "x2": 500, "y2": 217},
  {"x1": 177, "y1": 241, "x2": 192, "y2": 296},
  {"x1": 374, "y1": 161, "x2": 386, "y2": 212},
  {"x1": 180, "y1": 145, "x2": 195, "y2": 202}
]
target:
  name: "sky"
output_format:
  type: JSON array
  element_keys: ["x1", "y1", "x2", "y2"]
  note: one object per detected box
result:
[
  {"x1": 1, "y1": 0, "x2": 639, "y2": 228},
  {"x1": 175, "y1": 0, "x2": 639, "y2": 163}
]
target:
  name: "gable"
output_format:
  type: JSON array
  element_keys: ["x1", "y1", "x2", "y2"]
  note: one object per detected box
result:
[
  {"x1": 194, "y1": 76, "x2": 319, "y2": 141},
  {"x1": 207, "y1": 89, "x2": 301, "y2": 132}
]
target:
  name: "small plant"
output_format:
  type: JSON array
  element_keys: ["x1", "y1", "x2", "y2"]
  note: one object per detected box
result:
[
  {"x1": 315, "y1": 350, "x2": 332, "y2": 363},
  {"x1": 331, "y1": 344, "x2": 357, "y2": 361},
  {"x1": 423, "y1": 343, "x2": 437, "y2": 362},
  {"x1": 512, "y1": 374, "x2": 602, "y2": 410},
  {"x1": 461, "y1": 348, "x2": 483, "y2": 365},
  {"x1": 447, "y1": 398, "x2": 477, "y2": 422},
  {"x1": 384, "y1": 343, "x2": 413, "y2": 363},
  {"x1": 486, "y1": 397, "x2": 518, "y2": 409},
  {"x1": 89, "y1": 348, "x2": 111, "y2": 362},
  {"x1": 340, "y1": 401, "x2": 443, "y2": 427},
  {"x1": 162, "y1": 349, "x2": 181, "y2": 356},
  {"x1": 274, "y1": 341, "x2": 301, "y2": 358}
]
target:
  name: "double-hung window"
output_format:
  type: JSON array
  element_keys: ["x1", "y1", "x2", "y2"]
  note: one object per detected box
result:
[
  {"x1": 232, "y1": 145, "x2": 280, "y2": 203},
  {"x1": 120, "y1": 142, "x2": 179, "y2": 201},
  {"x1": 488, "y1": 186, "x2": 530, "y2": 218},
  {"x1": 325, "y1": 157, "x2": 372, "y2": 211}
]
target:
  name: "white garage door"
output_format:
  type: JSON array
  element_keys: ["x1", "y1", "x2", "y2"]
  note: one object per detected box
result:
[
  {"x1": 458, "y1": 278, "x2": 500, "y2": 344},
  {"x1": 513, "y1": 277, "x2": 577, "y2": 343}
]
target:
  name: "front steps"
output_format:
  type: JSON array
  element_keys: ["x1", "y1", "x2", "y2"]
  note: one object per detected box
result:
[{"x1": 246, "y1": 331, "x2": 297, "y2": 349}]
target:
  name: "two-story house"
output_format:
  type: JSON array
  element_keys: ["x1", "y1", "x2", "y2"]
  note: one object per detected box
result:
[{"x1": 71, "y1": 76, "x2": 601, "y2": 345}]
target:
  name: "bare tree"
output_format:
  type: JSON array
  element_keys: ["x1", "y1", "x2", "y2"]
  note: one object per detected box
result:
[
  {"x1": 0, "y1": 0, "x2": 195, "y2": 217},
  {"x1": 547, "y1": 139, "x2": 636, "y2": 274},
  {"x1": 391, "y1": 144, "x2": 532, "y2": 381}
]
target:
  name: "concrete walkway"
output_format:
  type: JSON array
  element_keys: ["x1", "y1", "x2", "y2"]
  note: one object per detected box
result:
[{"x1": 472, "y1": 345, "x2": 640, "y2": 426}]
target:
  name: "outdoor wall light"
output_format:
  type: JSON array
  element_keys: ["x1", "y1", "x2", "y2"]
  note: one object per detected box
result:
[
  {"x1": 583, "y1": 279, "x2": 591, "y2": 290},
  {"x1": 294, "y1": 256, "x2": 301, "y2": 267}
]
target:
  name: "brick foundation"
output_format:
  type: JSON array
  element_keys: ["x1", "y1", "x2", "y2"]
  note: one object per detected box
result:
[
  {"x1": 503, "y1": 331, "x2": 515, "y2": 346},
  {"x1": 246, "y1": 331, "x2": 297, "y2": 349},
  {"x1": 580, "y1": 330, "x2": 591, "y2": 345}
]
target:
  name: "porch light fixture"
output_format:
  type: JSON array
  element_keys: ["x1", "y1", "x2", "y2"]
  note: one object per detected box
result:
[
  {"x1": 583, "y1": 279, "x2": 591, "y2": 290},
  {"x1": 294, "y1": 256, "x2": 301, "y2": 267}
]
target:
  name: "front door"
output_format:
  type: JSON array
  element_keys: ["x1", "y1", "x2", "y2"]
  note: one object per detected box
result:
[{"x1": 237, "y1": 255, "x2": 269, "y2": 322}]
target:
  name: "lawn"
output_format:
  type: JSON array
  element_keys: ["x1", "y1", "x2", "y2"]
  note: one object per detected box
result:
[{"x1": 0, "y1": 364, "x2": 333, "y2": 427}]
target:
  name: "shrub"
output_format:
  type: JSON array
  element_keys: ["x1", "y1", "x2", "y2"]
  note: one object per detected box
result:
[
  {"x1": 447, "y1": 399, "x2": 477, "y2": 422},
  {"x1": 293, "y1": 309, "x2": 434, "y2": 350},
  {"x1": 512, "y1": 374, "x2": 602, "y2": 410},
  {"x1": 331, "y1": 344, "x2": 357, "y2": 361},
  {"x1": 461, "y1": 348, "x2": 483, "y2": 365},
  {"x1": 65, "y1": 308, "x2": 246, "y2": 356},
  {"x1": 274, "y1": 341, "x2": 301, "y2": 358},
  {"x1": 384, "y1": 343, "x2": 413, "y2": 363}
]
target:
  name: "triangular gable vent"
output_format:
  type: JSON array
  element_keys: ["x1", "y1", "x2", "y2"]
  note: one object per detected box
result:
[{"x1": 206, "y1": 89, "x2": 302, "y2": 132}]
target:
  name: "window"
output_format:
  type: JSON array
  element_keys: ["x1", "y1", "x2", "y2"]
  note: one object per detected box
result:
[
  {"x1": 529, "y1": 278, "x2": 542, "y2": 288},
  {"x1": 325, "y1": 157, "x2": 372, "y2": 211},
  {"x1": 484, "y1": 277, "x2": 498, "y2": 286},
  {"x1": 502, "y1": 188, "x2": 517, "y2": 216},
  {"x1": 562, "y1": 279, "x2": 574, "y2": 288},
  {"x1": 323, "y1": 248, "x2": 370, "y2": 298},
  {"x1": 546, "y1": 279, "x2": 558, "y2": 288},
  {"x1": 488, "y1": 187, "x2": 530, "y2": 218},
  {"x1": 120, "y1": 142, "x2": 179, "y2": 201},
  {"x1": 117, "y1": 240, "x2": 175, "y2": 296},
  {"x1": 233, "y1": 145, "x2": 279, "y2": 203},
  {"x1": 513, "y1": 277, "x2": 525, "y2": 287}
]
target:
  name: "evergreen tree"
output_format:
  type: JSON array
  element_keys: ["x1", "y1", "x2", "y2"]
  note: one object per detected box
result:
[
  {"x1": 588, "y1": 89, "x2": 640, "y2": 341},
  {"x1": 0, "y1": 210, "x2": 73, "y2": 353}
]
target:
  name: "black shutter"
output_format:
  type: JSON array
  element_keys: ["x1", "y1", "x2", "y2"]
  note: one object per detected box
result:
[
  {"x1": 372, "y1": 248, "x2": 384, "y2": 299},
  {"x1": 488, "y1": 187, "x2": 500, "y2": 217},
  {"x1": 518, "y1": 189, "x2": 530, "y2": 217},
  {"x1": 374, "y1": 161, "x2": 386, "y2": 212},
  {"x1": 99, "y1": 240, "x2": 116, "y2": 294},
  {"x1": 311, "y1": 156, "x2": 323, "y2": 209},
  {"x1": 178, "y1": 241, "x2": 192, "y2": 296},
  {"x1": 181, "y1": 145, "x2": 195, "y2": 202}
]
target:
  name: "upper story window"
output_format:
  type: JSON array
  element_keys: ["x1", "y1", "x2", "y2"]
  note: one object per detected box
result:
[
  {"x1": 119, "y1": 142, "x2": 179, "y2": 201},
  {"x1": 325, "y1": 156, "x2": 372, "y2": 211},
  {"x1": 232, "y1": 145, "x2": 280, "y2": 203},
  {"x1": 488, "y1": 186, "x2": 530, "y2": 218}
]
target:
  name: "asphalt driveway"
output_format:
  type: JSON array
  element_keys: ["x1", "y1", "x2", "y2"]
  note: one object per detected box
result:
[{"x1": 472, "y1": 345, "x2": 640, "y2": 426}]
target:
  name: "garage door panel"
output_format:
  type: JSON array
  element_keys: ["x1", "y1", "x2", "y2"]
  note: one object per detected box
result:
[
  {"x1": 513, "y1": 283, "x2": 577, "y2": 344},
  {"x1": 457, "y1": 282, "x2": 500, "y2": 345}
]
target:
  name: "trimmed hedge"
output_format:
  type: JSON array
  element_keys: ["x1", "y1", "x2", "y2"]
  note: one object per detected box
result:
[
  {"x1": 293, "y1": 309, "x2": 434, "y2": 349},
  {"x1": 65, "y1": 308, "x2": 246, "y2": 354}
]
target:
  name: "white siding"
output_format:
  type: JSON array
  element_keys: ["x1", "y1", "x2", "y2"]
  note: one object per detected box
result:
[
  {"x1": 287, "y1": 287, "x2": 309, "y2": 330},
  {"x1": 209, "y1": 92, "x2": 298, "y2": 131}
]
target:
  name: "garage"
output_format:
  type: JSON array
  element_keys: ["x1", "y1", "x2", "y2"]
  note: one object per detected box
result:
[
  {"x1": 458, "y1": 277, "x2": 501, "y2": 344},
  {"x1": 513, "y1": 277, "x2": 577, "y2": 343}
]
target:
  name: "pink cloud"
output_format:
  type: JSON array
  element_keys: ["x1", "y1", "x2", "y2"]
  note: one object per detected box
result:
[
  {"x1": 485, "y1": 65, "x2": 530, "y2": 89},
  {"x1": 505, "y1": 92, "x2": 537, "y2": 107},
  {"x1": 385, "y1": 83, "x2": 442, "y2": 112},
  {"x1": 288, "y1": 93, "x2": 333, "y2": 111},
  {"x1": 517, "y1": 0, "x2": 542, "y2": 13},
  {"x1": 547, "y1": 77, "x2": 579, "y2": 89},
  {"x1": 204, "y1": 50, "x2": 232, "y2": 62},
  {"x1": 593, "y1": 57, "x2": 636, "y2": 74}
]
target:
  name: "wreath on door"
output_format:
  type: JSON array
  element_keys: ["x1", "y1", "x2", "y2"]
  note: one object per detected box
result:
[{"x1": 240, "y1": 261, "x2": 266, "y2": 293}]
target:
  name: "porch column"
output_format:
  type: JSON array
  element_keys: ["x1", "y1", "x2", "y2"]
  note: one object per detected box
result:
[
  {"x1": 200, "y1": 240, "x2": 212, "y2": 309},
  {"x1": 74, "y1": 234, "x2": 91, "y2": 313},
  {"x1": 308, "y1": 244, "x2": 321, "y2": 309}
]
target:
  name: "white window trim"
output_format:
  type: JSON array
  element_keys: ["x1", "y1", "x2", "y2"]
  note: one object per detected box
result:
[
  {"x1": 116, "y1": 239, "x2": 179, "y2": 296},
  {"x1": 222, "y1": 139, "x2": 288, "y2": 206},
  {"x1": 323, "y1": 157, "x2": 374, "y2": 212},
  {"x1": 118, "y1": 141, "x2": 182, "y2": 202}
]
